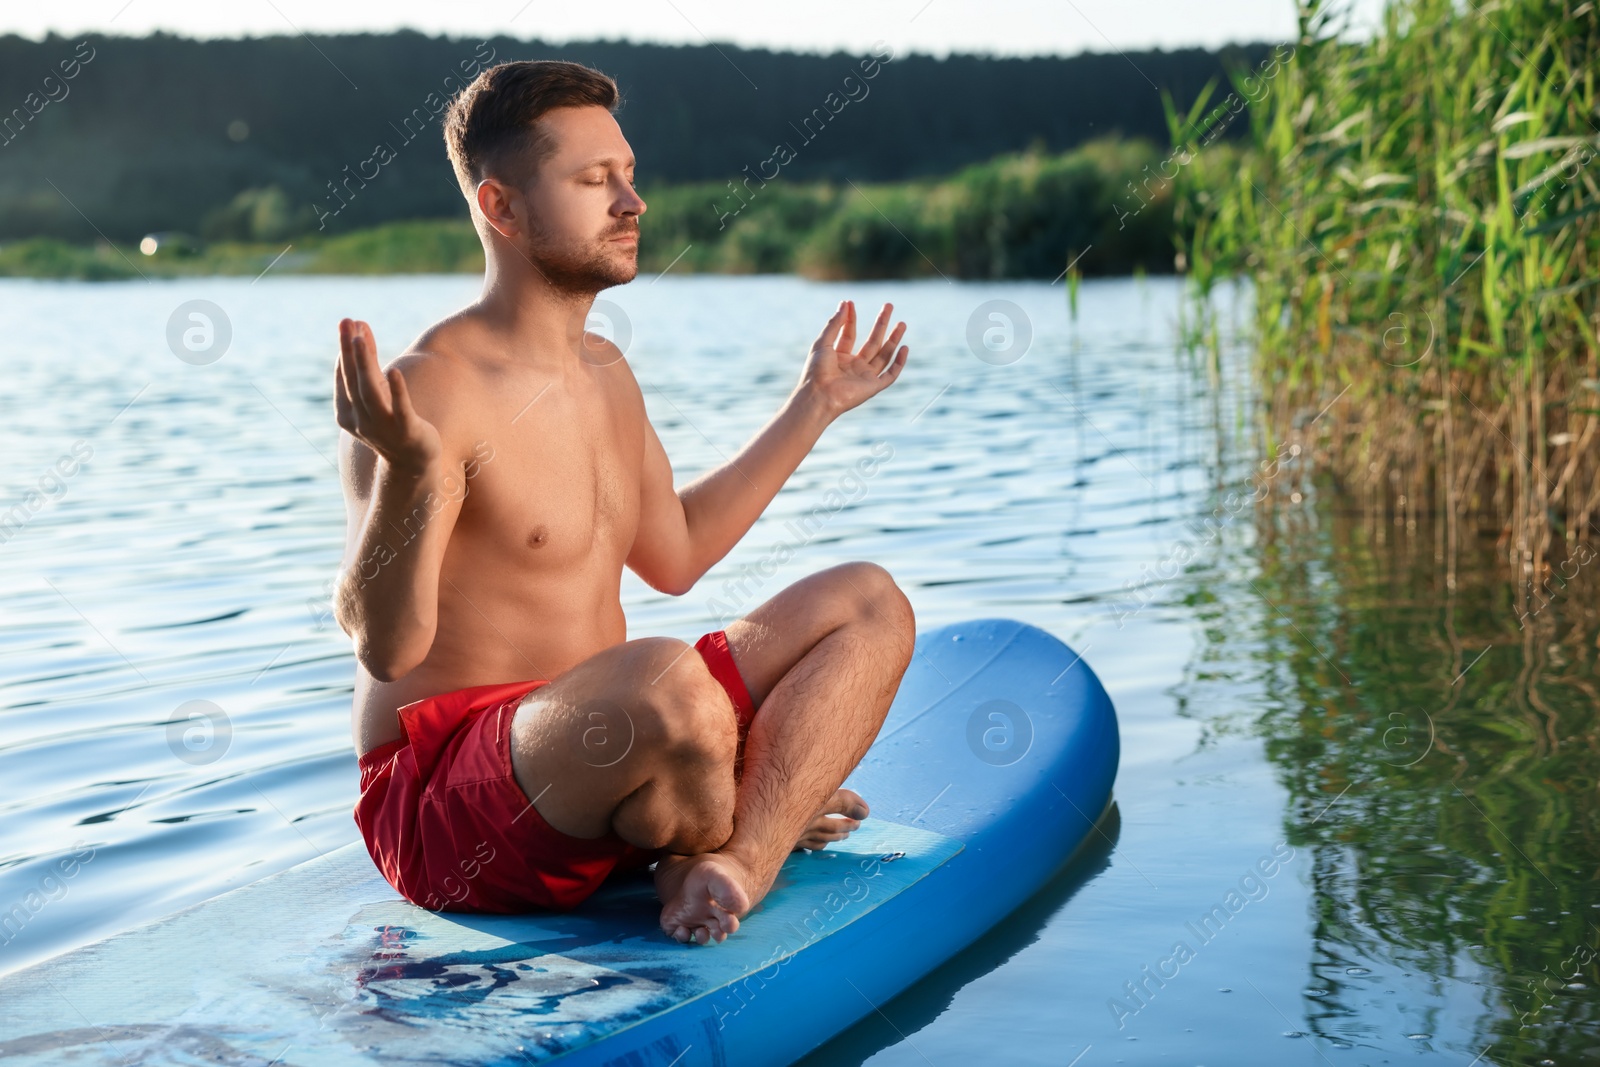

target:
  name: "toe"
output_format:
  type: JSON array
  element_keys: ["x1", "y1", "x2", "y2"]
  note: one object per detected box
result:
[
  {"x1": 828, "y1": 788, "x2": 869, "y2": 821},
  {"x1": 814, "y1": 816, "x2": 860, "y2": 838},
  {"x1": 711, "y1": 908, "x2": 740, "y2": 939},
  {"x1": 843, "y1": 790, "x2": 869, "y2": 820}
]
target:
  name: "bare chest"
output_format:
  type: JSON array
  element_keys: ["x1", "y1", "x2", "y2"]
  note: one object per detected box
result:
[{"x1": 454, "y1": 414, "x2": 641, "y2": 570}]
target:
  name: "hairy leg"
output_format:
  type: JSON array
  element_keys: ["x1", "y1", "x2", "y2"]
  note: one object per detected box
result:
[
  {"x1": 507, "y1": 636, "x2": 740, "y2": 857},
  {"x1": 654, "y1": 561, "x2": 915, "y2": 943}
]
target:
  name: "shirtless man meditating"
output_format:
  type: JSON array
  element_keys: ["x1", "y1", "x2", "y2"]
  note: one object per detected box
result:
[{"x1": 333, "y1": 59, "x2": 914, "y2": 947}]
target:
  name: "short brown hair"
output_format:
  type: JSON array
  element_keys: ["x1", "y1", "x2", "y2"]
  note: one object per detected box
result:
[{"x1": 443, "y1": 60, "x2": 621, "y2": 197}]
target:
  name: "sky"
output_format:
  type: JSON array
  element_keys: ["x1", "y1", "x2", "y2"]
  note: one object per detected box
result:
[{"x1": 0, "y1": 0, "x2": 1385, "y2": 57}]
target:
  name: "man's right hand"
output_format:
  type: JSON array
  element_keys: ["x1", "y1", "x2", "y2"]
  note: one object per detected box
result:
[{"x1": 334, "y1": 318, "x2": 443, "y2": 478}]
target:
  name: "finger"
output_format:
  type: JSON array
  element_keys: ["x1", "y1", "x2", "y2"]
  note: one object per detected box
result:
[
  {"x1": 867, "y1": 321, "x2": 906, "y2": 371},
  {"x1": 344, "y1": 320, "x2": 378, "y2": 425},
  {"x1": 338, "y1": 320, "x2": 371, "y2": 425},
  {"x1": 334, "y1": 357, "x2": 355, "y2": 432},
  {"x1": 876, "y1": 346, "x2": 909, "y2": 387},
  {"x1": 815, "y1": 301, "x2": 848, "y2": 352},
  {"x1": 839, "y1": 299, "x2": 857, "y2": 353},
  {"x1": 860, "y1": 303, "x2": 892, "y2": 361},
  {"x1": 360, "y1": 322, "x2": 396, "y2": 420},
  {"x1": 352, "y1": 321, "x2": 394, "y2": 420},
  {"x1": 386, "y1": 366, "x2": 420, "y2": 430}
]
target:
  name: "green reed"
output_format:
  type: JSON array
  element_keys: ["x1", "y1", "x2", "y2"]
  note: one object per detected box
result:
[{"x1": 1175, "y1": 0, "x2": 1600, "y2": 580}]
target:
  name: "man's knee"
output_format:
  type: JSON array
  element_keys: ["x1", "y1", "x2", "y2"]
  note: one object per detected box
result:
[
  {"x1": 828, "y1": 561, "x2": 915, "y2": 652},
  {"x1": 618, "y1": 639, "x2": 738, "y2": 851},
  {"x1": 628, "y1": 637, "x2": 738, "y2": 764}
]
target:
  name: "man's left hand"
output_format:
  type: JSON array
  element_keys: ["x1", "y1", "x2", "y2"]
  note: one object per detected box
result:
[{"x1": 798, "y1": 300, "x2": 909, "y2": 418}]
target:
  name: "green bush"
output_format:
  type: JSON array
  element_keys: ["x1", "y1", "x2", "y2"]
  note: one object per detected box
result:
[
  {"x1": 309, "y1": 219, "x2": 483, "y2": 274},
  {"x1": 0, "y1": 238, "x2": 138, "y2": 280}
]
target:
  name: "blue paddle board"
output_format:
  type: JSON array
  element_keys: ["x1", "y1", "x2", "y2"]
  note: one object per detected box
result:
[{"x1": 0, "y1": 617, "x2": 1118, "y2": 1065}]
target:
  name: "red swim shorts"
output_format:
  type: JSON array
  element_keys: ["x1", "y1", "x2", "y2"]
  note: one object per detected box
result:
[{"x1": 354, "y1": 630, "x2": 756, "y2": 913}]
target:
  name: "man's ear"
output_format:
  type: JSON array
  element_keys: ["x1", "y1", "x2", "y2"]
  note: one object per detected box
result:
[{"x1": 476, "y1": 178, "x2": 522, "y2": 240}]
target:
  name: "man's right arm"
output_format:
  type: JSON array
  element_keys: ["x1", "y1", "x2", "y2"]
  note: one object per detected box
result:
[
  {"x1": 331, "y1": 319, "x2": 464, "y2": 682},
  {"x1": 335, "y1": 441, "x2": 464, "y2": 681}
]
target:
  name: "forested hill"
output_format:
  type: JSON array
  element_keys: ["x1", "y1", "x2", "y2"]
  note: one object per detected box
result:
[{"x1": 0, "y1": 30, "x2": 1272, "y2": 241}]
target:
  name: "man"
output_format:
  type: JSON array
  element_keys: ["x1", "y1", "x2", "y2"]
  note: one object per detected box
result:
[{"x1": 333, "y1": 58, "x2": 915, "y2": 947}]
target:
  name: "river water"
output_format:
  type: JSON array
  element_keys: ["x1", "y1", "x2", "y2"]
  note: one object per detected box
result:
[{"x1": 0, "y1": 273, "x2": 1594, "y2": 1065}]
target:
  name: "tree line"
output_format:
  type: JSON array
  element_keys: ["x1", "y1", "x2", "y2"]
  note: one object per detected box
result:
[{"x1": 0, "y1": 29, "x2": 1273, "y2": 242}]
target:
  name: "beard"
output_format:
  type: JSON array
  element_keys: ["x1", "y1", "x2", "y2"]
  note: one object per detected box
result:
[{"x1": 523, "y1": 223, "x2": 638, "y2": 296}]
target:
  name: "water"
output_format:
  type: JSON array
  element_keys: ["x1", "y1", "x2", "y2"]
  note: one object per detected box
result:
[{"x1": 1, "y1": 273, "x2": 1595, "y2": 1065}]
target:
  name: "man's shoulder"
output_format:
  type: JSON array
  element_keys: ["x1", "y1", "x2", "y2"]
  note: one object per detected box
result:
[
  {"x1": 391, "y1": 315, "x2": 476, "y2": 381},
  {"x1": 588, "y1": 334, "x2": 648, "y2": 412},
  {"x1": 388, "y1": 317, "x2": 495, "y2": 423}
]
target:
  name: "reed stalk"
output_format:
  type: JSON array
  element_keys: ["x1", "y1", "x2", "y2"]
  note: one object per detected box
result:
[{"x1": 1176, "y1": 0, "x2": 1600, "y2": 592}]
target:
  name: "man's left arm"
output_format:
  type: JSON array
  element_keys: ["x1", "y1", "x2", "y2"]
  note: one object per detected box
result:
[{"x1": 626, "y1": 299, "x2": 908, "y2": 595}]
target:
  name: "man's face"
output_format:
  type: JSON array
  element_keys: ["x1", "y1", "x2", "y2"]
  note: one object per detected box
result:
[{"x1": 508, "y1": 105, "x2": 645, "y2": 294}]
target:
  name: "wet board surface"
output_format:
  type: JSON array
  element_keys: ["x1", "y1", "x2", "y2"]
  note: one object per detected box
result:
[{"x1": 0, "y1": 618, "x2": 1119, "y2": 1066}]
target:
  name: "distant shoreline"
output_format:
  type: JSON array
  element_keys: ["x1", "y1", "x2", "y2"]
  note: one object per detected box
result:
[{"x1": 0, "y1": 140, "x2": 1194, "y2": 282}]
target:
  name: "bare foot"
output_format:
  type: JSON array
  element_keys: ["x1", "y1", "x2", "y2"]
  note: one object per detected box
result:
[
  {"x1": 792, "y1": 788, "x2": 869, "y2": 852},
  {"x1": 653, "y1": 789, "x2": 871, "y2": 945},
  {"x1": 654, "y1": 851, "x2": 758, "y2": 945}
]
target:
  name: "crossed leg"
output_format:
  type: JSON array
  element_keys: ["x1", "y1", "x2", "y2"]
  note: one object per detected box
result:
[
  {"x1": 506, "y1": 561, "x2": 914, "y2": 944},
  {"x1": 654, "y1": 561, "x2": 914, "y2": 942}
]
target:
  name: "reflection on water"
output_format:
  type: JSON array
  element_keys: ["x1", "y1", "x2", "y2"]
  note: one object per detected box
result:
[
  {"x1": 0, "y1": 272, "x2": 1594, "y2": 1064},
  {"x1": 1215, "y1": 503, "x2": 1600, "y2": 1063}
]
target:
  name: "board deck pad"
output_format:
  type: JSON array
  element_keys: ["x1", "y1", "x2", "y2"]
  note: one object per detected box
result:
[{"x1": 0, "y1": 819, "x2": 962, "y2": 1066}]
